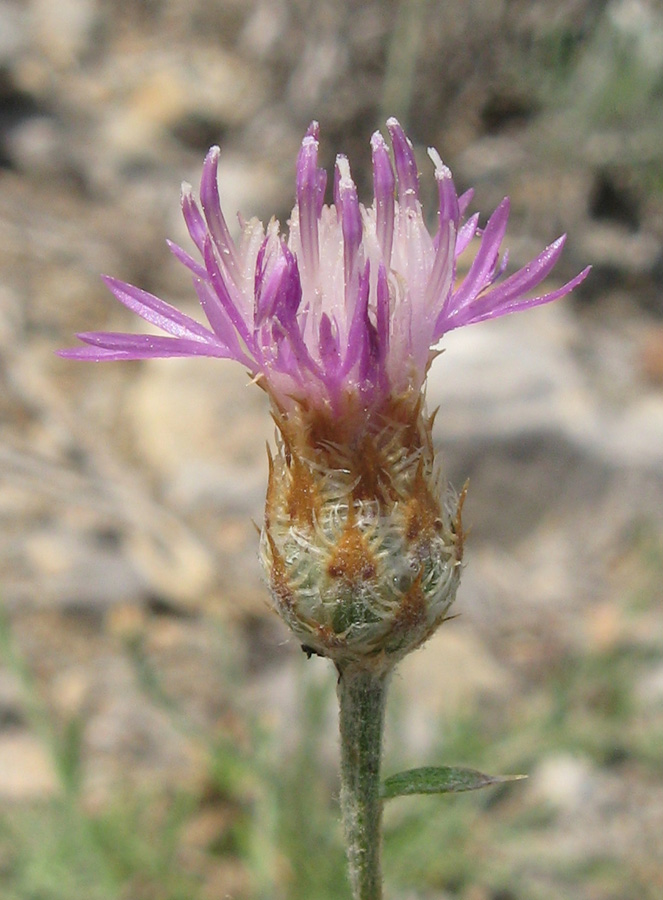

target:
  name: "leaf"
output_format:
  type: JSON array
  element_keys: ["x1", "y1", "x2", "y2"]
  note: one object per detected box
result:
[{"x1": 381, "y1": 766, "x2": 526, "y2": 800}]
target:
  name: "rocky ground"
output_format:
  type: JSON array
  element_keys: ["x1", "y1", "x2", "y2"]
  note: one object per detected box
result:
[{"x1": 1, "y1": 1, "x2": 663, "y2": 898}]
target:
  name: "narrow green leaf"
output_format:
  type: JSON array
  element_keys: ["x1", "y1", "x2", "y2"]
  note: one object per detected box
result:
[{"x1": 381, "y1": 766, "x2": 526, "y2": 800}]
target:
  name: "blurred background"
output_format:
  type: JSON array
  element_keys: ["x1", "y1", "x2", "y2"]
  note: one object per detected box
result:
[{"x1": 1, "y1": 0, "x2": 663, "y2": 897}]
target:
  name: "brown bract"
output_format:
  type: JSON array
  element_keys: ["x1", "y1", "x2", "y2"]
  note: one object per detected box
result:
[
  {"x1": 327, "y1": 506, "x2": 378, "y2": 584},
  {"x1": 260, "y1": 395, "x2": 464, "y2": 671}
]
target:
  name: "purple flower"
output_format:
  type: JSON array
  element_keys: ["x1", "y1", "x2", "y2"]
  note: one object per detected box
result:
[{"x1": 60, "y1": 119, "x2": 589, "y2": 426}]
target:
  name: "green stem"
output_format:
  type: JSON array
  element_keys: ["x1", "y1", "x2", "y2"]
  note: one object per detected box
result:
[{"x1": 337, "y1": 665, "x2": 389, "y2": 900}]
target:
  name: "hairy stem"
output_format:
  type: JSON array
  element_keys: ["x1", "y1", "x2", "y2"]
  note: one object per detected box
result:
[{"x1": 337, "y1": 665, "x2": 389, "y2": 900}]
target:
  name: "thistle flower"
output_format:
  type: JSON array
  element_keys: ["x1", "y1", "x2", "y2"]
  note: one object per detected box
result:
[{"x1": 60, "y1": 120, "x2": 589, "y2": 672}]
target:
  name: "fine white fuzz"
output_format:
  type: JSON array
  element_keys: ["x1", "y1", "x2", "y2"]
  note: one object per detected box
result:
[{"x1": 260, "y1": 403, "x2": 464, "y2": 672}]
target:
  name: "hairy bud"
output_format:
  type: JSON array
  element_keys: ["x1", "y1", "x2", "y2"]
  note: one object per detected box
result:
[{"x1": 260, "y1": 400, "x2": 464, "y2": 673}]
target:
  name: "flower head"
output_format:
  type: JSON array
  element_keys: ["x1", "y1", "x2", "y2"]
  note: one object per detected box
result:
[
  {"x1": 61, "y1": 121, "x2": 589, "y2": 671},
  {"x1": 61, "y1": 119, "x2": 588, "y2": 437}
]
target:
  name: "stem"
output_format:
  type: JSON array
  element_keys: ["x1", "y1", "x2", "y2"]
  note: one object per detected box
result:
[{"x1": 337, "y1": 665, "x2": 389, "y2": 900}]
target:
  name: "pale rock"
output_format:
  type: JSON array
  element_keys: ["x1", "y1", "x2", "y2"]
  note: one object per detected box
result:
[
  {"x1": 28, "y1": 0, "x2": 97, "y2": 68},
  {"x1": 527, "y1": 752, "x2": 597, "y2": 813},
  {"x1": 24, "y1": 529, "x2": 77, "y2": 577},
  {"x1": 125, "y1": 522, "x2": 217, "y2": 611},
  {"x1": 179, "y1": 46, "x2": 267, "y2": 127},
  {"x1": 428, "y1": 302, "x2": 591, "y2": 444},
  {"x1": 458, "y1": 134, "x2": 526, "y2": 180},
  {"x1": 83, "y1": 658, "x2": 198, "y2": 790},
  {"x1": 580, "y1": 222, "x2": 660, "y2": 276},
  {"x1": 0, "y1": 0, "x2": 27, "y2": 65},
  {"x1": 635, "y1": 662, "x2": 663, "y2": 707},
  {"x1": 241, "y1": 652, "x2": 339, "y2": 771},
  {"x1": 99, "y1": 47, "x2": 266, "y2": 163},
  {"x1": 5, "y1": 115, "x2": 62, "y2": 176},
  {"x1": 392, "y1": 626, "x2": 513, "y2": 756},
  {"x1": 49, "y1": 666, "x2": 89, "y2": 719},
  {"x1": 100, "y1": 67, "x2": 188, "y2": 159},
  {"x1": 211, "y1": 154, "x2": 284, "y2": 235},
  {"x1": 608, "y1": 394, "x2": 663, "y2": 467},
  {"x1": 0, "y1": 670, "x2": 23, "y2": 726},
  {"x1": 240, "y1": 0, "x2": 287, "y2": 55},
  {"x1": 0, "y1": 731, "x2": 58, "y2": 800},
  {"x1": 22, "y1": 528, "x2": 145, "y2": 610},
  {"x1": 124, "y1": 355, "x2": 271, "y2": 514},
  {"x1": 429, "y1": 300, "x2": 663, "y2": 472}
]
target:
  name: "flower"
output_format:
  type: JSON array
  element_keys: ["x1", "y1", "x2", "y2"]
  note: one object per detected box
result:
[
  {"x1": 60, "y1": 121, "x2": 589, "y2": 671},
  {"x1": 60, "y1": 119, "x2": 589, "y2": 434}
]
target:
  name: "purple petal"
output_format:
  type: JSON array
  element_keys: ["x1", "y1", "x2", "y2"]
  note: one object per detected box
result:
[
  {"x1": 303, "y1": 121, "x2": 327, "y2": 215},
  {"x1": 371, "y1": 131, "x2": 395, "y2": 267},
  {"x1": 425, "y1": 218, "x2": 455, "y2": 319},
  {"x1": 305, "y1": 120, "x2": 320, "y2": 140},
  {"x1": 457, "y1": 188, "x2": 474, "y2": 218},
  {"x1": 101, "y1": 276, "x2": 219, "y2": 341},
  {"x1": 341, "y1": 261, "x2": 371, "y2": 377},
  {"x1": 319, "y1": 312, "x2": 341, "y2": 371},
  {"x1": 447, "y1": 198, "x2": 511, "y2": 313},
  {"x1": 273, "y1": 319, "x2": 320, "y2": 378},
  {"x1": 57, "y1": 346, "x2": 151, "y2": 361},
  {"x1": 181, "y1": 184, "x2": 207, "y2": 254},
  {"x1": 202, "y1": 237, "x2": 253, "y2": 347},
  {"x1": 387, "y1": 117, "x2": 420, "y2": 211},
  {"x1": 428, "y1": 147, "x2": 459, "y2": 253},
  {"x1": 458, "y1": 235, "x2": 585, "y2": 319},
  {"x1": 256, "y1": 244, "x2": 320, "y2": 378},
  {"x1": 296, "y1": 133, "x2": 322, "y2": 277},
  {"x1": 375, "y1": 262, "x2": 390, "y2": 360},
  {"x1": 255, "y1": 240, "x2": 304, "y2": 334},
  {"x1": 199, "y1": 146, "x2": 240, "y2": 283},
  {"x1": 335, "y1": 156, "x2": 362, "y2": 289},
  {"x1": 64, "y1": 330, "x2": 231, "y2": 358},
  {"x1": 167, "y1": 239, "x2": 208, "y2": 280},
  {"x1": 446, "y1": 265, "x2": 591, "y2": 331},
  {"x1": 254, "y1": 238, "x2": 275, "y2": 325},
  {"x1": 478, "y1": 236, "x2": 566, "y2": 307},
  {"x1": 354, "y1": 273, "x2": 386, "y2": 397},
  {"x1": 192, "y1": 277, "x2": 255, "y2": 367},
  {"x1": 488, "y1": 248, "x2": 509, "y2": 286},
  {"x1": 456, "y1": 213, "x2": 480, "y2": 257},
  {"x1": 272, "y1": 243, "x2": 304, "y2": 325}
]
